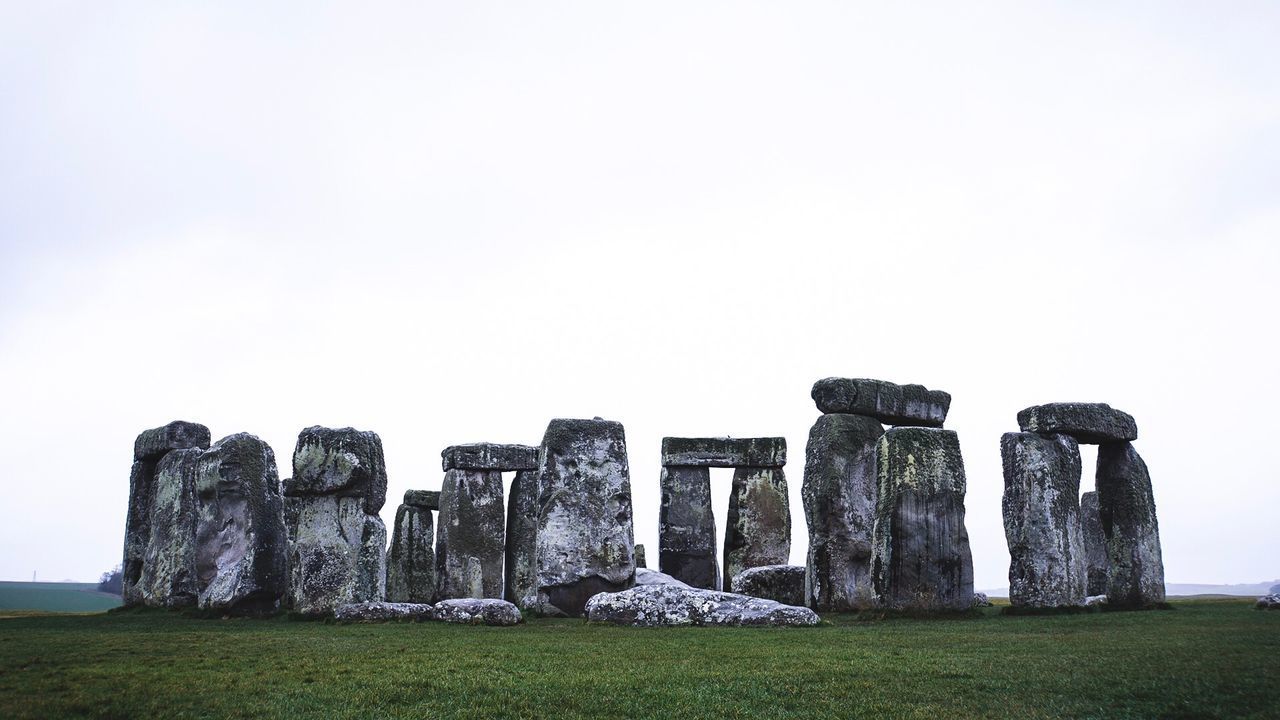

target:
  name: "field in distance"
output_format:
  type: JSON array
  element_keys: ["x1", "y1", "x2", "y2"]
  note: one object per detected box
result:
[{"x1": 0, "y1": 582, "x2": 120, "y2": 614}]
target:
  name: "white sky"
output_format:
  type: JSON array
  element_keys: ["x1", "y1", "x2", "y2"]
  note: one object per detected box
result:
[{"x1": 2, "y1": 2, "x2": 1277, "y2": 588}]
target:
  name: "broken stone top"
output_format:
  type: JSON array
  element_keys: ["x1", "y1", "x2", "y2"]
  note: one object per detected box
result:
[
  {"x1": 441, "y1": 443, "x2": 540, "y2": 472},
  {"x1": 133, "y1": 421, "x2": 211, "y2": 461},
  {"x1": 403, "y1": 490, "x2": 440, "y2": 510},
  {"x1": 661, "y1": 437, "x2": 786, "y2": 468},
  {"x1": 286, "y1": 426, "x2": 388, "y2": 513},
  {"x1": 811, "y1": 378, "x2": 951, "y2": 427},
  {"x1": 1016, "y1": 403, "x2": 1137, "y2": 444}
]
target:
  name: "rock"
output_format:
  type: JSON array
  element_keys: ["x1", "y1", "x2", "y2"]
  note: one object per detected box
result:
[
  {"x1": 435, "y1": 468, "x2": 505, "y2": 600},
  {"x1": 802, "y1": 413, "x2": 884, "y2": 611},
  {"x1": 811, "y1": 378, "x2": 950, "y2": 427},
  {"x1": 634, "y1": 568, "x2": 690, "y2": 588},
  {"x1": 535, "y1": 418, "x2": 636, "y2": 617},
  {"x1": 386, "y1": 503, "x2": 435, "y2": 604},
  {"x1": 660, "y1": 437, "x2": 786, "y2": 468},
  {"x1": 971, "y1": 592, "x2": 993, "y2": 608},
  {"x1": 1271, "y1": 583, "x2": 1280, "y2": 595},
  {"x1": 724, "y1": 467, "x2": 790, "y2": 592},
  {"x1": 1096, "y1": 442, "x2": 1165, "y2": 608},
  {"x1": 1001, "y1": 432, "x2": 1087, "y2": 608},
  {"x1": 404, "y1": 490, "x2": 440, "y2": 510},
  {"x1": 286, "y1": 495, "x2": 387, "y2": 614},
  {"x1": 137, "y1": 449, "x2": 202, "y2": 608},
  {"x1": 193, "y1": 433, "x2": 288, "y2": 613},
  {"x1": 441, "y1": 443, "x2": 540, "y2": 472},
  {"x1": 872, "y1": 427, "x2": 974, "y2": 610},
  {"x1": 1255, "y1": 594, "x2": 1280, "y2": 610},
  {"x1": 584, "y1": 584, "x2": 819, "y2": 627},
  {"x1": 732, "y1": 565, "x2": 806, "y2": 607},
  {"x1": 504, "y1": 468, "x2": 539, "y2": 607},
  {"x1": 658, "y1": 466, "x2": 719, "y2": 590},
  {"x1": 334, "y1": 601, "x2": 435, "y2": 622},
  {"x1": 634, "y1": 544, "x2": 647, "y2": 569},
  {"x1": 1085, "y1": 594, "x2": 1107, "y2": 606},
  {"x1": 286, "y1": 426, "x2": 388, "y2": 514},
  {"x1": 1080, "y1": 491, "x2": 1109, "y2": 596},
  {"x1": 432, "y1": 598, "x2": 522, "y2": 625},
  {"x1": 133, "y1": 420, "x2": 212, "y2": 461},
  {"x1": 1016, "y1": 403, "x2": 1137, "y2": 444}
]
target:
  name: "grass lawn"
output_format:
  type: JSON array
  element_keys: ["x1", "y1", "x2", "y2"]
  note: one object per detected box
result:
[
  {"x1": 0, "y1": 582, "x2": 121, "y2": 614},
  {"x1": 0, "y1": 599, "x2": 1275, "y2": 719}
]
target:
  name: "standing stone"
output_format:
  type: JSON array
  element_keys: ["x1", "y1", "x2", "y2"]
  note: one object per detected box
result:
[
  {"x1": 1080, "y1": 491, "x2": 1108, "y2": 596},
  {"x1": 194, "y1": 433, "x2": 288, "y2": 613},
  {"x1": 386, "y1": 492, "x2": 436, "y2": 604},
  {"x1": 435, "y1": 468, "x2": 505, "y2": 600},
  {"x1": 1096, "y1": 442, "x2": 1165, "y2": 608},
  {"x1": 535, "y1": 418, "x2": 635, "y2": 617},
  {"x1": 1000, "y1": 432, "x2": 1086, "y2": 608},
  {"x1": 659, "y1": 466, "x2": 719, "y2": 590},
  {"x1": 137, "y1": 448, "x2": 202, "y2": 607},
  {"x1": 802, "y1": 413, "x2": 884, "y2": 611},
  {"x1": 872, "y1": 427, "x2": 974, "y2": 610},
  {"x1": 724, "y1": 466, "x2": 790, "y2": 592},
  {"x1": 634, "y1": 544, "x2": 647, "y2": 569},
  {"x1": 505, "y1": 469, "x2": 540, "y2": 607}
]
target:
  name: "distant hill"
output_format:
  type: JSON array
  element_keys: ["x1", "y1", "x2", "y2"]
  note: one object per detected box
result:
[
  {"x1": 980, "y1": 580, "x2": 1280, "y2": 599},
  {"x1": 0, "y1": 581, "x2": 122, "y2": 613}
]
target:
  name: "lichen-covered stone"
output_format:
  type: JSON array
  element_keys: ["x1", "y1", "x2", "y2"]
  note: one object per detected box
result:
[
  {"x1": 442, "y1": 443, "x2": 540, "y2": 472},
  {"x1": 584, "y1": 584, "x2": 819, "y2": 627},
  {"x1": 1256, "y1": 594, "x2": 1280, "y2": 610},
  {"x1": 386, "y1": 503, "x2": 435, "y2": 603},
  {"x1": 435, "y1": 468, "x2": 505, "y2": 600},
  {"x1": 658, "y1": 466, "x2": 718, "y2": 590},
  {"x1": 1080, "y1": 491, "x2": 1108, "y2": 596},
  {"x1": 802, "y1": 413, "x2": 883, "y2": 611},
  {"x1": 534, "y1": 418, "x2": 635, "y2": 617},
  {"x1": 634, "y1": 567, "x2": 690, "y2": 588},
  {"x1": 504, "y1": 469, "x2": 539, "y2": 607},
  {"x1": 660, "y1": 437, "x2": 786, "y2": 468},
  {"x1": 285, "y1": 426, "x2": 387, "y2": 514},
  {"x1": 724, "y1": 467, "x2": 790, "y2": 592},
  {"x1": 404, "y1": 490, "x2": 440, "y2": 510},
  {"x1": 732, "y1": 565, "x2": 806, "y2": 607},
  {"x1": 811, "y1": 378, "x2": 950, "y2": 427},
  {"x1": 286, "y1": 495, "x2": 387, "y2": 615},
  {"x1": 137, "y1": 449, "x2": 202, "y2": 608},
  {"x1": 634, "y1": 544, "x2": 647, "y2": 569},
  {"x1": 334, "y1": 601, "x2": 435, "y2": 622},
  {"x1": 133, "y1": 421, "x2": 212, "y2": 461},
  {"x1": 431, "y1": 598, "x2": 522, "y2": 625},
  {"x1": 1001, "y1": 432, "x2": 1086, "y2": 608},
  {"x1": 1017, "y1": 403, "x2": 1138, "y2": 444},
  {"x1": 1096, "y1": 442, "x2": 1165, "y2": 608},
  {"x1": 971, "y1": 592, "x2": 993, "y2": 608},
  {"x1": 872, "y1": 427, "x2": 974, "y2": 610},
  {"x1": 194, "y1": 433, "x2": 288, "y2": 613}
]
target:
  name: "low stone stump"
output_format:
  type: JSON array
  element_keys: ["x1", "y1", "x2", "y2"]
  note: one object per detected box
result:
[
  {"x1": 432, "y1": 598, "x2": 522, "y2": 626},
  {"x1": 732, "y1": 565, "x2": 806, "y2": 607},
  {"x1": 584, "y1": 584, "x2": 819, "y2": 627},
  {"x1": 1080, "y1": 491, "x2": 1108, "y2": 596},
  {"x1": 811, "y1": 378, "x2": 951, "y2": 427},
  {"x1": 1017, "y1": 403, "x2": 1137, "y2": 444},
  {"x1": 335, "y1": 602, "x2": 435, "y2": 622},
  {"x1": 1096, "y1": 442, "x2": 1165, "y2": 608},
  {"x1": 724, "y1": 466, "x2": 790, "y2": 592},
  {"x1": 658, "y1": 465, "x2": 718, "y2": 589},
  {"x1": 387, "y1": 491, "x2": 436, "y2": 604}
]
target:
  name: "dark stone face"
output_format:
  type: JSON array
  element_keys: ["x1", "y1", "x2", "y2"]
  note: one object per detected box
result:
[
  {"x1": 810, "y1": 378, "x2": 950, "y2": 427},
  {"x1": 658, "y1": 466, "x2": 718, "y2": 590},
  {"x1": 403, "y1": 489, "x2": 441, "y2": 510},
  {"x1": 1096, "y1": 442, "x2": 1164, "y2": 608},
  {"x1": 504, "y1": 469, "x2": 540, "y2": 607},
  {"x1": 1080, "y1": 492, "x2": 1108, "y2": 596},
  {"x1": 660, "y1": 437, "x2": 787, "y2": 468},
  {"x1": 732, "y1": 565, "x2": 806, "y2": 607},
  {"x1": 723, "y1": 467, "x2": 790, "y2": 592},
  {"x1": 435, "y1": 468, "x2": 506, "y2": 601},
  {"x1": 133, "y1": 421, "x2": 212, "y2": 461},
  {"x1": 441, "y1": 443, "x2": 540, "y2": 472},
  {"x1": 386, "y1": 505, "x2": 435, "y2": 604},
  {"x1": 1017, "y1": 403, "x2": 1138, "y2": 444},
  {"x1": 286, "y1": 426, "x2": 388, "y2": 514}
]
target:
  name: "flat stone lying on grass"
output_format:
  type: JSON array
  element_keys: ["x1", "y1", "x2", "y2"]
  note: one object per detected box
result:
[
  {"x1": 731, "y1": 565, "x2": 806, "y2": 607},
  {"x1": 1255, "y1": 594, "x2": 1280, "y2": 610},
  {"x1": 584, "y1": 583, "x2": 819, "y2": 627},
  {"x1": 660, "y1": 437, "x2": 787, "y2": 468},
  {"x1": 1016, "y1": 403, "x2": 1138, "y2": 444},
  {"x1": 334, "y1": 602, "x2": 435, "y2": 621},
  {"x1": 432, "y1": 598, "x2": 521, "y2": 625},
  {"x1": 810, "y1": 378, "x2": 951, "y2": 427},
  {"x1": 634, "y1": 568, "x2": 691, "y2": 588},
  {"x1": 441, "y1": 443, "x2": 540, "y2": 472}
]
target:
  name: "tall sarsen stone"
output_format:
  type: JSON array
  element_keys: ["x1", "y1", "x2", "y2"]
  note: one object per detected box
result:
[
  {"x1": 137, "y1": 448, "x2": 202, "y2": 608},
  {"x1": 386, "y1": 493, "x2": 435, "y2": 604},
  {"x1": 659, "y1": 466, "x2": 718, "y2": 590},
  {"x1": 723, "y1": 466, "x2": 790, "y2": 592},
  {"x1": 435, "y1": 468, "x2": 505, "y2": 600},
  {"x1": 1096, "y1": 442, "x2": 1164, "y2": 608},
  {"x1": 505, "y1": 469, "x2": 540, "y2": 607},
  {"x1": 1001, "y1": 432, "x2": 1086, "y2": 608},
  {"x1": 1080, "y1": 491, "x2": 1108, "y2": 596}
]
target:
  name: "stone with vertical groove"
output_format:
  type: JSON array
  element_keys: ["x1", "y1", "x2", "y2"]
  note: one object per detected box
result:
[{"x1": 1001, "y1": 432, "x2": 1086, "y2": 608}]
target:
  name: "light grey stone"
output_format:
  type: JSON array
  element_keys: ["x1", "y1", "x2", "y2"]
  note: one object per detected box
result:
[
  {"x1": 504, "y1": 468, "x2": 539, "y2": 607},
  {"x1": 1017, "y1": 403, "x2": 1138, "y2": 444},
  {"x1": 1085, "y1": 594, "x2": 1107, "y2": 606},
  {"x1": 432, "y1": 598, "x2": 522, "y2": 625},
  {"x1": 1255, "y1": 594, "x2": 1280, "y2": 610},
  {"x1": 584, "y1": 584, "x2": 819, "y2": 627},
  {"x1": 435, "y1": 468, "x2": 505, "y2": 600},
  {"x1": 386, "y1": 503, "x2": 435, "y2": 604},
  {"x1": 1096, "y1": 442, "x2": 1165, "y2": 608},
  {"x1": 285, "y1": 426, "x2": 387, "y2": 514},
  {"x1": 1080, "y1": 491, "x2": 1108, "y2": 596},
  {"x1": 634, "y1": 568, "x2": 691, "y2": 588},
  {"x1": 441, "y1": 443, "x2": 540, "y2": 472},
  {"x1": 811, "y1": 378, "x2": 950, "y2": 427},
  {"x1": 971, "y1": 592, "x2": 993, "y2": 608},
  {"x1": 136, "y1": 449, "x2": 202, "y2": 608},
  {"x1": 334, "y1": 601, "x2": 435, "y2": 622},
  {"x1": 660, "y1": 437, "x2": 786, "y2": 468},
  {"x1": 286, "y1": 495, "x2": 387, "y2": 615},
  {"x1": 724, "y1": 466, "x2": 790, "y2": 592},
  {"x1": 658, "y1": 466, "x2": 718, "y2": 590},
  {"x1": 732, "y1": 565, "x2": 806, "y2": 607}
]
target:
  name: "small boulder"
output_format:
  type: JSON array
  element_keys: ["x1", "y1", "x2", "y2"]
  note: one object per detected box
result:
[
  {"x1": 1255, "y1": 594, "x2": 1280, "y2": 610},
  {"x1": 971, "y1": 592, "x2": 993, "y2": 608},
  {"x1": 432, "y1": 598, "x2": 522, "y2": 625},
  {"x1": 585, "y1": 584, "x2": 819, "y2": 627},
  {"x1": 334, "y1": 602, "x2": 435, "y2": 622},
  {"x1": 732, "y1": 565, "x2": 806, "y2": 607}
]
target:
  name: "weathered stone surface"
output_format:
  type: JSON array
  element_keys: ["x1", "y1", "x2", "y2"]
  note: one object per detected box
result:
[
  {"x1": 435, "y1": 468, "x2": 505, "y2": 600},
  {"x1": 335, "y1": 601, "x2": 434, "y2": 622},
  {"x1": 535, "y1": 418, "x2": 635, "y2": 617},
  {"x1": 1017, "y1": 403, "x2": 1137, "y2": 444},
  {"x1": 658, "y1": 466, "x2": 719, "y2": 590},
  {"x1": 1001, "y1": 432, "x2": 1087, "y2": 608},
  {"x1": 1256, "y1": 594, "x2": 1280, "y2": 610},
  {"x1": 1080, "y1": 491, "x2": 1108, "y2": 596},
  {"x1": 811, "y1": 378, "x2": 950, "y2": 427},
  {"x1": 504, "y1": 469, "x2": 539, "y2": 607},
  {"x1": 404, "y1": 490, "x2": 440, "y2": 510},
  {"x1": 585, "y1": 584, "x2": 819, "y2": 627},
  {"x1": 136, "y1": 449, "x2": 202, "y2": 608},
  {"x1": 1271, "y1": 583, "x2": 1280, "y2": 595},
  {"x1": 286, "y1": 495, "x2": 387, "y2": 615},
  {"x1": 432, "y1": 598, "x2": 522, "y2": 625},
  {"x1": 971, "y1": 592, "x2": 993, "y2": 608},
  {"x1": 802, "y1": 413, "x2": 884, "y2": 611},
  {"x1": 386, "y1": 503, "x2": 435, "y2": 604},
  {"x1": 133, "y1": 421, "x2": 212, "y2": 461},
  {"x1": 635, "y1": 568, "x2": 690, "y2": 588},
  {"x1": 660, "y1": 437, "x2": 786, "y2": 468},
  {"x1": 634, "y1": 544, "x2": 647, "y2": 569},
  {"x1": 1096, "y1": 442, "x2": 1165, "y2": 608},
  {"x1": 872, "y1": 428, "x2": 974, "y2": 610},
  {"x1": 194, "y1": 433, "x2": 288, "y2": 613},
  {"x1": 285, "y1": 426, "x2": 387, "y2": 514},
  {"x1": 442, "y1": 443, "x2": 540, "y2": 472},
  {"x1": 732, "y1": 565, "x2": 806, "y2": 607},
  {"x1": 1085, "y1": 594, "x2": 1107, "y2": 606},
  {"x1": 724, "y1": 467, "x2": 790, "y2": 592}
]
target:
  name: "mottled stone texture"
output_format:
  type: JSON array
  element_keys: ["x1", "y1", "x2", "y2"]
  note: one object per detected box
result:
[
  {"x1": 386, "y1": 503, "x2": 435, "y2": 603},
  {"x1": 724, "y1": 467, "x2": 790, "y2": 592},
  {"x1": 535, "y1": 418, "x2": 635, "y2": 617},
  {"x1": 1096, "y1": 442, "x2": 1165, "y2": 608},
  {"x1": 404, "y1": 490, "x2": 440, "y2": 510},
  {"x1": 1017, "y1": 403, "x2": 1137, "y2": 444},
  {"x1": 872, "y1": 428, "x2": 974, "y2": 610},
  {"x1": 659, "y1": 466, "x2": 719, "y2": 590},
  {"x1": 435, "y1": 468, "x2": 505, "y2": 600},
  {"x1": 634, "y1": 544, "x2": 646, "y2": 569},
  {"x1": 811, "y1": 378, "x2": 950, "y2": 427},
  {"x1": 286, "y1": 426, "x2": 387, "y2": 515},
  {"x1": 335, "y1": 602, "x2": 434, "y2": 622},
  {"x1": 432, "y1": 598, "x2": 522, "y2": 625},
  {"x1": 1001, "y1": 432, "x2": 1086, "y2": 608},
  {"x1": 505, "y1": 469, "x2": 540, "y2": 607},
  {"x1": 660, "y1": 437, "x2": 786, "y2": 468},
  {"x1": 442, "y1": 443, "x2": 540, "y2": 472},
  {"x1": 802, "y1": 413, "x2": 884, "y2": 611},
  {"x1": 137, "y1": 449, "x2": 202, "y2": 607},
  {"x1": 585, "y1": 584, "x2": 819, "y2": 627},
  {"x1": 732, "y1": 565, "x2": 806, "y2": 607},
  {"x1": 1080, "y1": 491, "x2": 1108, "y2": 596},
  {"x1": 194, "y1": 434, "x2": 288, "y2": 613}
]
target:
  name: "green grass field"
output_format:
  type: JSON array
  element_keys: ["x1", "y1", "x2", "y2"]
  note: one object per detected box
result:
[
  {"x1": 0, "y1": 582, "x2": 121, "y2": 614},
  {"x1": 0, "y1": 600, "x2": 1276, "y2": 719}
]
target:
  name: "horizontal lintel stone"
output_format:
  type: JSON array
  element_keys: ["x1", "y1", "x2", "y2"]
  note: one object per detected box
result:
[
  {"x1": 403, "y1": 490, "x2": 440, "y2": 510},
  {"x1": 1016, "y1": 403, "x2": 1137, "y2": 444},
  {"x1": 441, "y1": 443, "x2": 540, "y2": 471},
  {"x1": 661, "y1": 437, "x2": 786, "y2": 468},
  {"x1": 811, "y1": 378, "x2": 951, "y2": 427}
]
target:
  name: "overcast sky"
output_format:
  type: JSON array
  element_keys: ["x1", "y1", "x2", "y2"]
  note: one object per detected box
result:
[{"x1": 2, "y1": 2, "x2": 1277, "y2": 589}]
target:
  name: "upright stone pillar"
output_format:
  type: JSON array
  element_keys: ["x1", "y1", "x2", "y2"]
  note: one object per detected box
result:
[
  {"x1": 1000, "y1": 432, "x2": 1086, "y2": 608},
  {"x1": 137, "y1": 448, "x2": 203, "y2": 607},
  {"x1": 872, "y1": 427, "x2": 974, "y2": 610},
  {"x1": 724, "y1": 466, "x2": 790, "y2": 592},
  {"x1": 387, "y1": 490, "x2": 438, "y2": 604},
  {"x1": 505, "y1": 469, "x2": 540, "y2": 607},
  {"x1": 1080, "y1": 491, "x2": 1108, "y2": 596},
  {"x1": 658, "y1": 466, "x2": 718, "y2": 589},
  {"x1": 1096, "y1": 442, "x2": 1165, "y2": 608}
]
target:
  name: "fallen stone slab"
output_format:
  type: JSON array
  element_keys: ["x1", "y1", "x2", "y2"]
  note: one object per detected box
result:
[
  {"x1": 1016, "y1": 403, "x2": 1138, "y2": 444},
  {"x1": 435, "y1": 468, "x2": 505, "y2": 600},
  {"x1": 442, "y1": 443, "x2": 540, "y2": 472},
  {"x1": 660, "y1": 437, "x2": 787, "y2": 468},
  {"x1": 811, "y1": 378, "x2": 950, "y2": 427},
  {"x1": 432, "y1": 598, "x2": 522, "y2": 625},
  {"x1": 404, "y1": 490, "x2": 440, "y2": 510},
  {"x1": 1096, "y1": 442, "x2": 1165, "y2": 608},
  {"x1": 286, "y1": 426, "x2": 388, "y2": 514},
  {"x1": 584, "y1": 584, "x2": 819, "y2": 627},
  {"x1": 658, "y1": 465, "x2": 718, "y2": 590},
  {"x1": 732, "y1": 565, "x2": 806, "y2": 607},
  {"x1": 724, "y1": 467, "x2": 790, "y2": 592},
  {"x1": 334, "y1": 601, "x2": 435, "y2": 622},
  {"x1": 1080, "y1": 491, "x2": 1108, "y2": 596}
]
